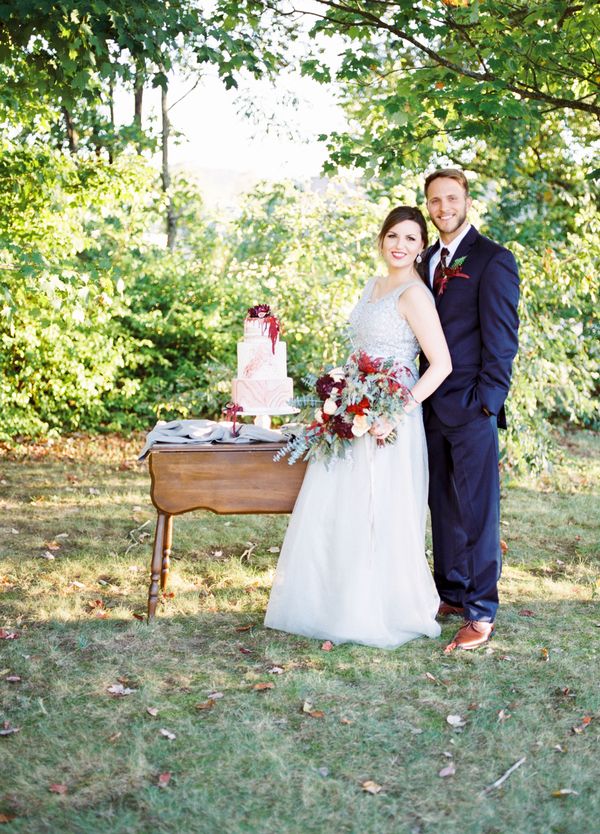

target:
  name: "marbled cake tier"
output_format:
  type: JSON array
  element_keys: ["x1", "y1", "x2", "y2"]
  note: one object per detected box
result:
[
  {"x1": 232, "y1": 378, "x2": 293, "y2": 412},
  {"x1": 237, "y1": 340, "x2": 287, "y2": 380}
]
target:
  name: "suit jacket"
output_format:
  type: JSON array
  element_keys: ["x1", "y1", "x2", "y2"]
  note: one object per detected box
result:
[{"x1": 421, "y1": 225, "x2": 520, "y2": 429}]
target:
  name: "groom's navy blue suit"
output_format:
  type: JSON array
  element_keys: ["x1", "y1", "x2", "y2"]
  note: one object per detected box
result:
[{"x1": 421, "y1": 226, "x2": 520, "y2": 622}]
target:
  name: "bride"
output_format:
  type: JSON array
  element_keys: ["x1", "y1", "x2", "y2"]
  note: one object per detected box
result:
[{"x1": 264, "y1": 207, "x2": 452, "y2": 649}]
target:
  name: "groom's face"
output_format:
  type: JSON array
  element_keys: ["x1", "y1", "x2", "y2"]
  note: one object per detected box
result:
[{"x1": 426, "y1": 177, "x2": 472, "y2": 238}]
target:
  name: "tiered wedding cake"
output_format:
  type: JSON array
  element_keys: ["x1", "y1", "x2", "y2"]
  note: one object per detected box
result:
[{"x1": 231, "y1": 305, "x2": 294, "y2": 414}]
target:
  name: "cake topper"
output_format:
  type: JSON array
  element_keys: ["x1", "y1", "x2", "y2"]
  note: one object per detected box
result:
[{"x1": 246, "y1": 304, "x2": 280, "y2": 353}]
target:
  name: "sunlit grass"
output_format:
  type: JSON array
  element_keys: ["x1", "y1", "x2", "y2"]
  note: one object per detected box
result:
[{"x1": 0, "y1": 431, "x2": 598, "y2": 833}]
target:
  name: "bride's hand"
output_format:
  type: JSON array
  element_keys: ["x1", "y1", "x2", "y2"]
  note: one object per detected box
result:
[{"x1": 369, "y1": 417, "x2": 395, "y2": 440}]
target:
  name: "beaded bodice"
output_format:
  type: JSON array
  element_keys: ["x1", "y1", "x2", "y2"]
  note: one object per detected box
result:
[{"x1": 348, "y1": 278, "x2": 428, "y2": 371}]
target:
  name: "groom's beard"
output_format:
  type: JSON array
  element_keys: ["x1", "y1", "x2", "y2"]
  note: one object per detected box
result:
[{"x1": 431, "y1": 208, "x2": 468, "y2": 237}]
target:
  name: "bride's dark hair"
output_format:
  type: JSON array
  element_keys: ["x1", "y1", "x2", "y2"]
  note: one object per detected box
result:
[{"x1": 377, "y1": 206, "x2": 429, "y2": 282}]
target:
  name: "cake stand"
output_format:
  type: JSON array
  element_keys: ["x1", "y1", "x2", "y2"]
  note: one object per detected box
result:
[{"x1": 237, "y1": 406, "x2": 299, "y2": 430}]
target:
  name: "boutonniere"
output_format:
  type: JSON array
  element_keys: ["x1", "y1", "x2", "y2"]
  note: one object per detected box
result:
[{"x1": 438, "y1": 256, "x2": 470, "y2": 296}]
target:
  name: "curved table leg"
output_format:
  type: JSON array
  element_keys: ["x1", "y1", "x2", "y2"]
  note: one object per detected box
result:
[
  {"x1": 148, "y1": 512, "x2": 167, "y2": 620},
  {"x1": 161, "y1": 514, "x2": 173, "y2": 591}
]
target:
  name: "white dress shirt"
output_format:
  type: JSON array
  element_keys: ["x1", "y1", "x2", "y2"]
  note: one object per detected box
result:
[{"x1": 428, "y1": 223, "x2": 472, "y2": 287}]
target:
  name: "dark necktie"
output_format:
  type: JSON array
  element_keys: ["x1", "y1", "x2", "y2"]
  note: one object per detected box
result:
[{"x1": 433, "y1": 247, "x2": 450, "y2": 296}]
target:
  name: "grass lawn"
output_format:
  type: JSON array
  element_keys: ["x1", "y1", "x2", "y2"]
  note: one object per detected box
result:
[{"x1": 0, "y1": 430, "x2": 598, "y2": 834}]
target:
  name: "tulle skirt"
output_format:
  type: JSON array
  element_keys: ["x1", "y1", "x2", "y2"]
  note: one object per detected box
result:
[{"x1": 264, "y1": 411, "x2": 441, "y2": 649}]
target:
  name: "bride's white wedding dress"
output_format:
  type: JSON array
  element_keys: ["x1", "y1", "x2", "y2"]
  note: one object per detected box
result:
[{"x1": 264, "y1": 279, "x2": 441, "y2": 649}]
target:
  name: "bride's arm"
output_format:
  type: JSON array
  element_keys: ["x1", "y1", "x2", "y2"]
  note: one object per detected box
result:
[{"x1": 398, "y1": 285, "x2": 452, "y2": 414}]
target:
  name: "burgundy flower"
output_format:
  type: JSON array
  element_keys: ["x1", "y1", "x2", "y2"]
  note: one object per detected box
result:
[
  {"x1": 316, "y1": 374, "x2": 336, "y2": 401},
  {"x1": 247, "y1": 304, "x2": 271, "y2": 318},
  {"x1": 329, "y1": 415, "x2": 354, "y2": 439}
]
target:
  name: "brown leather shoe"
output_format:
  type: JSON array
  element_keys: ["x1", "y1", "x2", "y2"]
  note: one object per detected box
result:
[
  {"x1": 438, "y1": 601, "x2": 465, "y2": 618},
  {"x1": 444, "y1": 620, "x2": 495, "y2": 654}
]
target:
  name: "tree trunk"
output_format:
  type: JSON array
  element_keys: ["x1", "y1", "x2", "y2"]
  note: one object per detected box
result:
[
  {"x1": 62, "y1": 107, "x2": 78, "y2": 153},
  {"x1": 161, "y1": 81, "x2": 177, "y2": 250},
  {"x1": 108, "y1": 75, "x2": 115, "y2": 164},
  {"x1": 134, "y1": 62, "x2": 144, "y2": 153}
]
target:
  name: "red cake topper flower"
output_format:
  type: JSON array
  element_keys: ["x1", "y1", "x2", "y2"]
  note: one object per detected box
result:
[{"x1": 246, "y1": 304, "x2": 280, "y2": 353}]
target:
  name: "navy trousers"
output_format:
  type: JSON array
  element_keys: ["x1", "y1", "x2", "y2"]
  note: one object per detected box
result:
[{"x1": 424, "y1": 409, "x2": 501, "y2": 623}]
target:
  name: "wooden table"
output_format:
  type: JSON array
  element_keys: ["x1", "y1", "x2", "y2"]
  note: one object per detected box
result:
[{"x1": 146, "y1": 442, "x2": 307, "y2": 619}]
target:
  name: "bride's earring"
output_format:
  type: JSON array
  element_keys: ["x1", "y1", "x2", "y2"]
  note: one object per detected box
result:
[{"x1": 416, "y1": 253, "x2": 423, "y2": 264}]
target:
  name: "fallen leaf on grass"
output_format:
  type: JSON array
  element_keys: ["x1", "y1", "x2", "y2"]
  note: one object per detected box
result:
[
  {"x1": 159, "y1": 728, "x2": 176, "y2": 741},
  {"x1": 554, "y1": 744, "x2": 566, "y2": 753},
  {"x1": 239, "y1": 647, "x2": 252, "y2": 655},
  {"x1": 301, "y1": 701, "x2": 325, "y2": 718},
  {"x1": 539, "y1": 648, "x2": 549, "y2": 662},
  {"x1": 552, "y1": 789, "x2": 579, "y2": 797},
  {"x1": 235, "y1": 624, "x2": 254, "y2": 632},
  {"x1": 146, "y1": 707, "x2": 159, "y2": 717},
  {"x1": 0, "y1": 721, "x2": 20, "y2": 736},
  {"x1": 267, "y1": 546, "x2": 280, "y2": 553},
  {"x1": 132, "y1": 613, "x2": 145, "y2": 621},
  {"x1": 68, "y1": 581, "x2": 86, "y2": 591},
  {"x1": 107, "y1": 683, "x2": 137, "y2": 696},
  {"x1": 108, "y1": 732, "x2": 122, "y2": 742},
  {"x1": 571, "y1": 716, "x2": 592, "y2": 734},
  {"x1": 162, "y1": 591, "x2": 175, "y2": 599},
  {"x1": 0, "y1": 813, "x2": 16, "y2": 823},
  {"x1": 49, "y1": 784, "x2": 67, "y2": 795},
  {"x1": 195, "y1": 700, "x2": 215, "y2": 711},
  {"x1": 5, "y1": 675, "x2": 21, "y2": 683},
  {"x1": 321, "y1": 640, "x2": 334, "y2": 651},
  {"x1": 0, "y1": 630, "x2": 18, "y2": 640},
  {"x1": 55, "y1": 533, "x2": 69, "y2": 539},
  {"x1": 44, "y1": 541, "x2": 61, "y2": 551},
  {"x1": 500, "y1": 539, "x2": 508, "y2": 554},
  {"x1": 41, "y1": 551, "x2": 56, "y2": 560},
  {"x1": 157, "y1": 772, "x2": 171, "y2": 788},
  {"x1": 253, "y1": 682, "x2": 274, "y2": 691},
  {"x1": 361, "y1": 780, "x2": 383, "y2": 794},
  {"x1": 497, "y1": 709, "x2": 512, "y2": 722},
  {"x1": 518, "y1": 609, "x2": 536, "y2": 617},
  {"x1": 207, "y1": 691, "x2": 224, "y2": 700},
  {"x1": 340, "y1": 717, "x2": 353, "y2": 725},
  {"x1": 439, "y1": 763, "x2": 456, "y2": 777},
  {"x1": 446, "y1": 715, "x2": 466, "y2": 728},
  {"x1": 267, "y1": 666, "x2": 284, "y2": 675}
]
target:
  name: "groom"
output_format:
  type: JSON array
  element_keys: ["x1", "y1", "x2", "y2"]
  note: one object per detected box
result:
[{"x1": 420, "y1": 168, "x2": 520, "y2": 652}]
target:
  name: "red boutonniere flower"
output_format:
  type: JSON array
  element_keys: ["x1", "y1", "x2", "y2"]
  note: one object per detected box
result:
[{"x1": 437, "y1": 256, "x2": 470, "y2": 296}]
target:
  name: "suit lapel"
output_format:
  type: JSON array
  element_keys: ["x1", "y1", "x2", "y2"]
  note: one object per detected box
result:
[
  {"x1": 435, "y1": 225, "x2": 480, "y2": 308},
  {"x1": 423, "y1": 241, "x2": 439, "y2": 294},
  {"x1": 452, "y1": 225, "x2": 479, "y2": 264}
]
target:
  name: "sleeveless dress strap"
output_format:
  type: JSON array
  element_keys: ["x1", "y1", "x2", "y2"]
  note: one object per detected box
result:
[
  {"x1": 393, "y1": 279, "x2": 427, "y2": 298},
  {"x1": 358, "y1": 277, "x2": 377, "y2": 303},
  {"x1": 393, "y1": 279, "x2": 434, "y2": 306}
]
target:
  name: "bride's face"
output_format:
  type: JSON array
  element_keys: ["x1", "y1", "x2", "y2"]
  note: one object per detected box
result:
[{"x1": 380, "y1": 220, "x2": 424, "y2": 270}]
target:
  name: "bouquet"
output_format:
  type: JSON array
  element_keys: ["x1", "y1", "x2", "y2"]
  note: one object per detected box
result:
[{"x1": 276, "y1": 351, "x2": 414, "y2": 465}]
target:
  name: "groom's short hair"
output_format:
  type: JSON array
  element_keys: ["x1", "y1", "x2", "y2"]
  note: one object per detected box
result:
[{"x1": 424, "y1": 168, "x2": 469, "y2": 197}]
